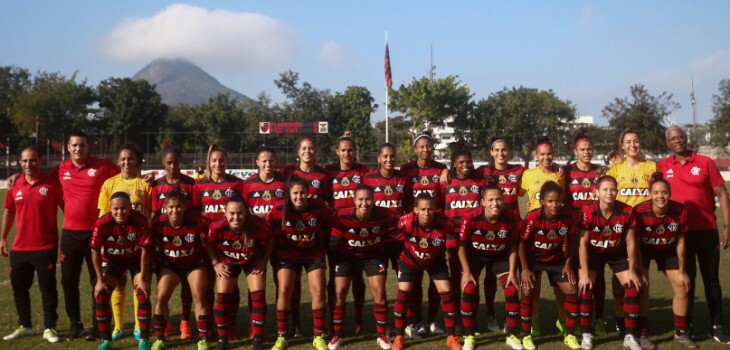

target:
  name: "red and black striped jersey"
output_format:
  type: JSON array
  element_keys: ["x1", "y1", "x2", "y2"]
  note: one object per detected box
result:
[
  {"x1": 400, "y1": 160, "x2": 447, "y2": 211},
  {"x1": 152, "y1": 214, "x2": 208, "y2": 266},
  {"x1": 521, "y1": 208, "x2": 576, "y2": 263},
  {"x1": 91, "y1": 211, "x2": 152, "y2": 263},
  {"x1": 396, "y1": 212, "x2": 456, "y2": 269},
  {"x1": 193, "y1": 175, "x2": 244, "y2": 223},
  {"x1": 207, "y1": 216, "x2": 271, "y2": 266},
  {"x1": 151, "y1": 175, "x2": 196, "y2": 217},
  {"x1": 331, "y1": 207, "x2": 398, "y2": 258},
  {"x1": 632, "y1": 200, "x2": 687, "y2": 252},
  {"x1": 242, "y1": 173, "x2": 287, "y2": 217},
  {"x1": 282, "y1": 164, "x2": 332, "y2": 200},
  {"x1": 579, "y1": 201, "x2": 635, "y2": 255},
  {"x1": 476, "y1": 164, "x2": 525, "y2": 218},
  {"x1": 362, "y1": 169, "x2": 410, "y2": 217},
  {"x1": 459, "y1": 207, "x2": 520, "y2": 259},
  {"x1": 442, "y1": 175, "x2": 486, "y2": 224},
  {"x1": 325, "y1": 163, "x2": 369, "y2": 214},
  {"x1": 266, "y1": 198, "x2": 336, "y2": 260},
  {"x1": 563, "y1": 163, "x2": 600, "y2": 216}
]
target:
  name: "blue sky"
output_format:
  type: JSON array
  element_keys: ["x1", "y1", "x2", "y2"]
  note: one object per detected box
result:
[{"x1": 2, "y1": 1, "x2": 729, "y2": 126}]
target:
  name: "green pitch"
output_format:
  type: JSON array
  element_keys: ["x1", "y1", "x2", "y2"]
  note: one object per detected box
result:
[{"x1": 2, "y1": 189, "x2": 730, "y2": 349}]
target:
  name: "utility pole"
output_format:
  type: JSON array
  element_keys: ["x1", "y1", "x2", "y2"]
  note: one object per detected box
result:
[
  {"x1": 430, "y1": 44, "x2": 436, "y2": 82},
  {"x1": 691, "y1": 76, "x2": 697, "y2": 147}
]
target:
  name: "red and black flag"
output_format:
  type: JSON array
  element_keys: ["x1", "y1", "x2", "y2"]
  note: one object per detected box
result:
[{"x1": 384, "y1": 43, "x2": 393, "y2": 89}]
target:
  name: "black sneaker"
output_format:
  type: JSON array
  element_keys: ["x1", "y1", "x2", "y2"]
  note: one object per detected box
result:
[
  {"x1": 216, "y1": 340, "x2": 229, "y2": 350},
  {"x1": 66, "y1": 322, "x2": 86, "y2": 341},
  {"x1": 252, "y1": 337, "x2": 264, "y2": 350},
  {"x1": 84, "y1": 327, "x2": 99, "y2": 341},
  {"x1": 615, "y1": 318, "x2": 626, "y2": 338},
  {"x1": 713, "y1": 325, "x2": 730, "y2": 344}
]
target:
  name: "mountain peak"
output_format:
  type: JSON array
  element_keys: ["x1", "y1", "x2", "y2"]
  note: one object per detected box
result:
[{"x1": 133, "y1": 59, "x2": 250, "y2": 106}]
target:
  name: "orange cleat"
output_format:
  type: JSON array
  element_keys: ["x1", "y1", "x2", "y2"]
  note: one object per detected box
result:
[
  {"x1": 179, "y1": 320, "x2": 192, "y2": 340},
  {"x1": 391, "y1": 335, "x2": 405, "y2": 350},
  {"x1": 447, "y1": 335, "x2": 463, "y2": 350}
]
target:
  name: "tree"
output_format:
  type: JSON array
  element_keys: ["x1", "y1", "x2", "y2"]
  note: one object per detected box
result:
[
  {"x1": 709, "y1": 79, "x2": 730, "y2": 155},
  {"x1": 329, "y1": 86, "x2": 378, "y2": 159},
  {"x1": 96, "y1": 77, "x2": 168, "y2": 152},
  {"x1": 602, "y1": 84, "x2": 680, "y2": 156},
  {"x1": 373, "y1": 115, "x2": 413, "y2": 161},
  {"x1": 465, "y1": 87, "x2": 576, "y2": 166},
  {"x1": 390, "y1": 75, "x2": 473, "y2": 136},
  {"x1": 0, "y1": 66, "x2": 31, "y2": 151},
  {"x1": 185, "y1": 93, "x2": 246, "y2": 152},
  {"x1": 11, "y1": 71, "x2": 94, "y2": 146}
]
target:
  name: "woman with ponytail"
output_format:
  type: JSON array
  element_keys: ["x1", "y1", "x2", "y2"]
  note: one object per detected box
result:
[
  {"x1": 193, "y1": 144, "x2": 244, "y2": 341},
  {"x1": 457, "y1": 179, "x2": 521, "y2": 350},
  {"x1": 577, "y1": 175, "x2": 643, "y2": 350},
  {"x1": 324, "y1": 133, "x2": 370, "y2": 336},
  {"x1": 266, "y1": 175, "x2": 336, "y2": 350},
  {"x1": 97, "y1": 142, "x2": 152, "y2": 343},
  {"x1": 150, "y1": 141, "x2": 197, "y2": 340},
  {"x1": 631, "y1": 173, "x2": 695, "y2": 348}
]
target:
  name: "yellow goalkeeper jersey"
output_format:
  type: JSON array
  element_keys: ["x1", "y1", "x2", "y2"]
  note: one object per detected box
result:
[{"x1": 605, "y1": 160, "x2": 657, "y2": 207}]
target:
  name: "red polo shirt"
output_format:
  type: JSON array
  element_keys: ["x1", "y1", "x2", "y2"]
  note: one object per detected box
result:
[
  {"x1": 3, "y1": 173, "x2": 64, "y2": 251},
  {"x1": 50, "y1": 157, "x2": 119, "y2": 231},
  {"x1": 658, "y1": 152, "x2": 725, "y2": 231}
]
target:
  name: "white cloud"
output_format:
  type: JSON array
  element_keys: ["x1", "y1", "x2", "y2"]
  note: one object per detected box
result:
[
  {"x1": 101, "y1": 4, "x2": 297, "y2": 69},
  {"x1": 317, "y1": 41, "x2": 345, "y2": 67}
]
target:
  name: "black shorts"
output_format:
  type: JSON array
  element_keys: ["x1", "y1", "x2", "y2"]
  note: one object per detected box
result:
[
  {"x1": 102, "y1": 260, "x2": 141, "y2": 280},
  {"x1": 272, "y1": 257, "x2": 326, "y2": 273},
  {"x1": 332, "y1": 253, "x2": 387, "y2": 277},
  {"x1": 397, "y1": 259, "x2": 449, "y2": 283},
  {"x1": 588, "y1": 251, "x2": 629, "y2": 274},
  {"x1": 467, "y1": 254, "x2": 510, "y2": 278},
  {"x1": 530, "y1": 260, "x2": 570, "y2": 285},
  {"x1": 225, "y1": 261, "x2": 264, "y2": 278},
  {"x1": 385, "y1": 241, "x2": 404, "y2": 271},
  {"x1": 641, "y1": 249, "x2": 679, "y2": 271},
  {"x1": 157, "y1": 260, "x2": 207, "y2": 280}
]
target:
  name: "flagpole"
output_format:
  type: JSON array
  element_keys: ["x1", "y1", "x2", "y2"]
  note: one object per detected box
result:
[{"x1": 385, "y1": 30, "x2": 389, "y2": 143}]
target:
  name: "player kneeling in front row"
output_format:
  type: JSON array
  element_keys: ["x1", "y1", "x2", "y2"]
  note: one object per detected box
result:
[
  {"x1": 457, "y1": 179, "x2": 522, "y2": 350},
  {"x1": 207, "y1": 196, "x2": 275, "y2": 350},
  {"x1": 150, "y1": 191, "x2": 212, "y2": 350},
  {"x1": 329, "y1": 184, "x2": 398, "y2": 350},
  {"x1": 391, "y1": 194, "x2": 462, "y2": 350},
  {"x1": 518, "y1": 182, "x2": 587, "y2": 350},
  {"x1": 91, "y1": 192, "x2": 153, "y2": 350},
  {"x1": 633, "y1": 173, "x2": 697, "y2": 349}
]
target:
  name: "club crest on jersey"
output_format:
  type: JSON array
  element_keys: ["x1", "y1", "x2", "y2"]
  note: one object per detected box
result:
[
  {"x1": 384, "y1": 186, "x2": 393, "y2": 196},
  {"x1": 432, "y1": 175, "x2": 439, "y2": 182},
  {"x1": 508, "y1": 174, "x2": 518, "y2": 182},
  {"x1": 341, "y1": 177, "x2": 350, "y2": 187},
  {"x1": 185, "y1": 233, "x2": 196, "y2": 243},
  {"x1": 135, "y1": 189, "x2": 144, "y2": 199},
  {"x1": 656, "y1": 224, "x2": 665, "y2": 234},
  {"x1": 312, "y1": 180, "x2": 321, "y2": 188},
  {"x1": 232, "y1": 240, "x2": 242, "y2": 250},
  {"x1": 372, "y1": 226, "x2": 381, "y2": 234},
  {"x1": 486, "y1": 231, "x2": 496, "y2": 240},
  {"x1": 420, "y1": 176, "x2": 429, "y2": 186},
  {"x1": 613, "y1": 224, "x2": 623, "y2": 233},
  {"x1": 353, "y1": 175, "x2": 361, "y2": 183},
  {"x1": 419, "y1": 238, "x2": 429, "y2": 248},
  {"x1": 359, "y1": 228, "x2": 369, "y2": 237},
  {"x1": 432, "y1": 238, "x2": 443, "y2": 246},
  {"x1": 602, "y1": 226, "x2": 612, "y2": 235},
  {"x1": 39, "y1": 187, "x2": 49, "y2": 196},
  {"x1": 213, "y1": 190, "x2": 222, "y2": 200},
  {"x1": 295, "y1": 220, "x2": 305, "y2": 231},
  {"x1": 88, "y1": 168, "x2": 97, "y2": 177},
  {"x1": 691, "y1": 166, "x2": 701, "y2": 176},
  {"x1": 498, "y1": 175, "x2": 507, "y2": 184},
  {"x1": 173, "y1": 236, "x2": 182, "y2": 247},
  {"x1": 459, "y1": 186, "x2": 468, "y2": 196},
  {"x1": 582, "y1": 178, "x2": 592, "y2": 188},
  {"x1": 668, "y1": 222, "x2": 679, "y2": 232},
  {"x1": 547, "y1": 230, "x2": 557, "y2": 240},
  {"x1": 225, "y1": 189, "x2": 235, "y2": 198},
  {"x1": 497, "y1": 229, "x2": 508, "y2": 238},
  {"x1": 470, "y1": 185, "x2": 480, "y2": 193},
  {"x1": 308, "y1": 218, "x2": 318, "y2": 227},
  {"x1": 262, "y1": 191, "x2": 272, "y2": 201},
  {"x1": 559, "y1": 227, "x2": 568, "y2": 236},
  {"x1": 396, "y1": 184, "x2": 404, "y2": 192}
]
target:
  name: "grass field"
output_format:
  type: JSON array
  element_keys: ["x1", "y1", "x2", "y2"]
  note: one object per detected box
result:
[{"x1": 3, "y1": 189, "x2": 730, "y2": 350}]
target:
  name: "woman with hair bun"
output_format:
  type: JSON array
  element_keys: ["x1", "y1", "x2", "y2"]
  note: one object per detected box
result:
[{"x1": 631, "y1": 173, "x2": 696, "y2": 348}]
